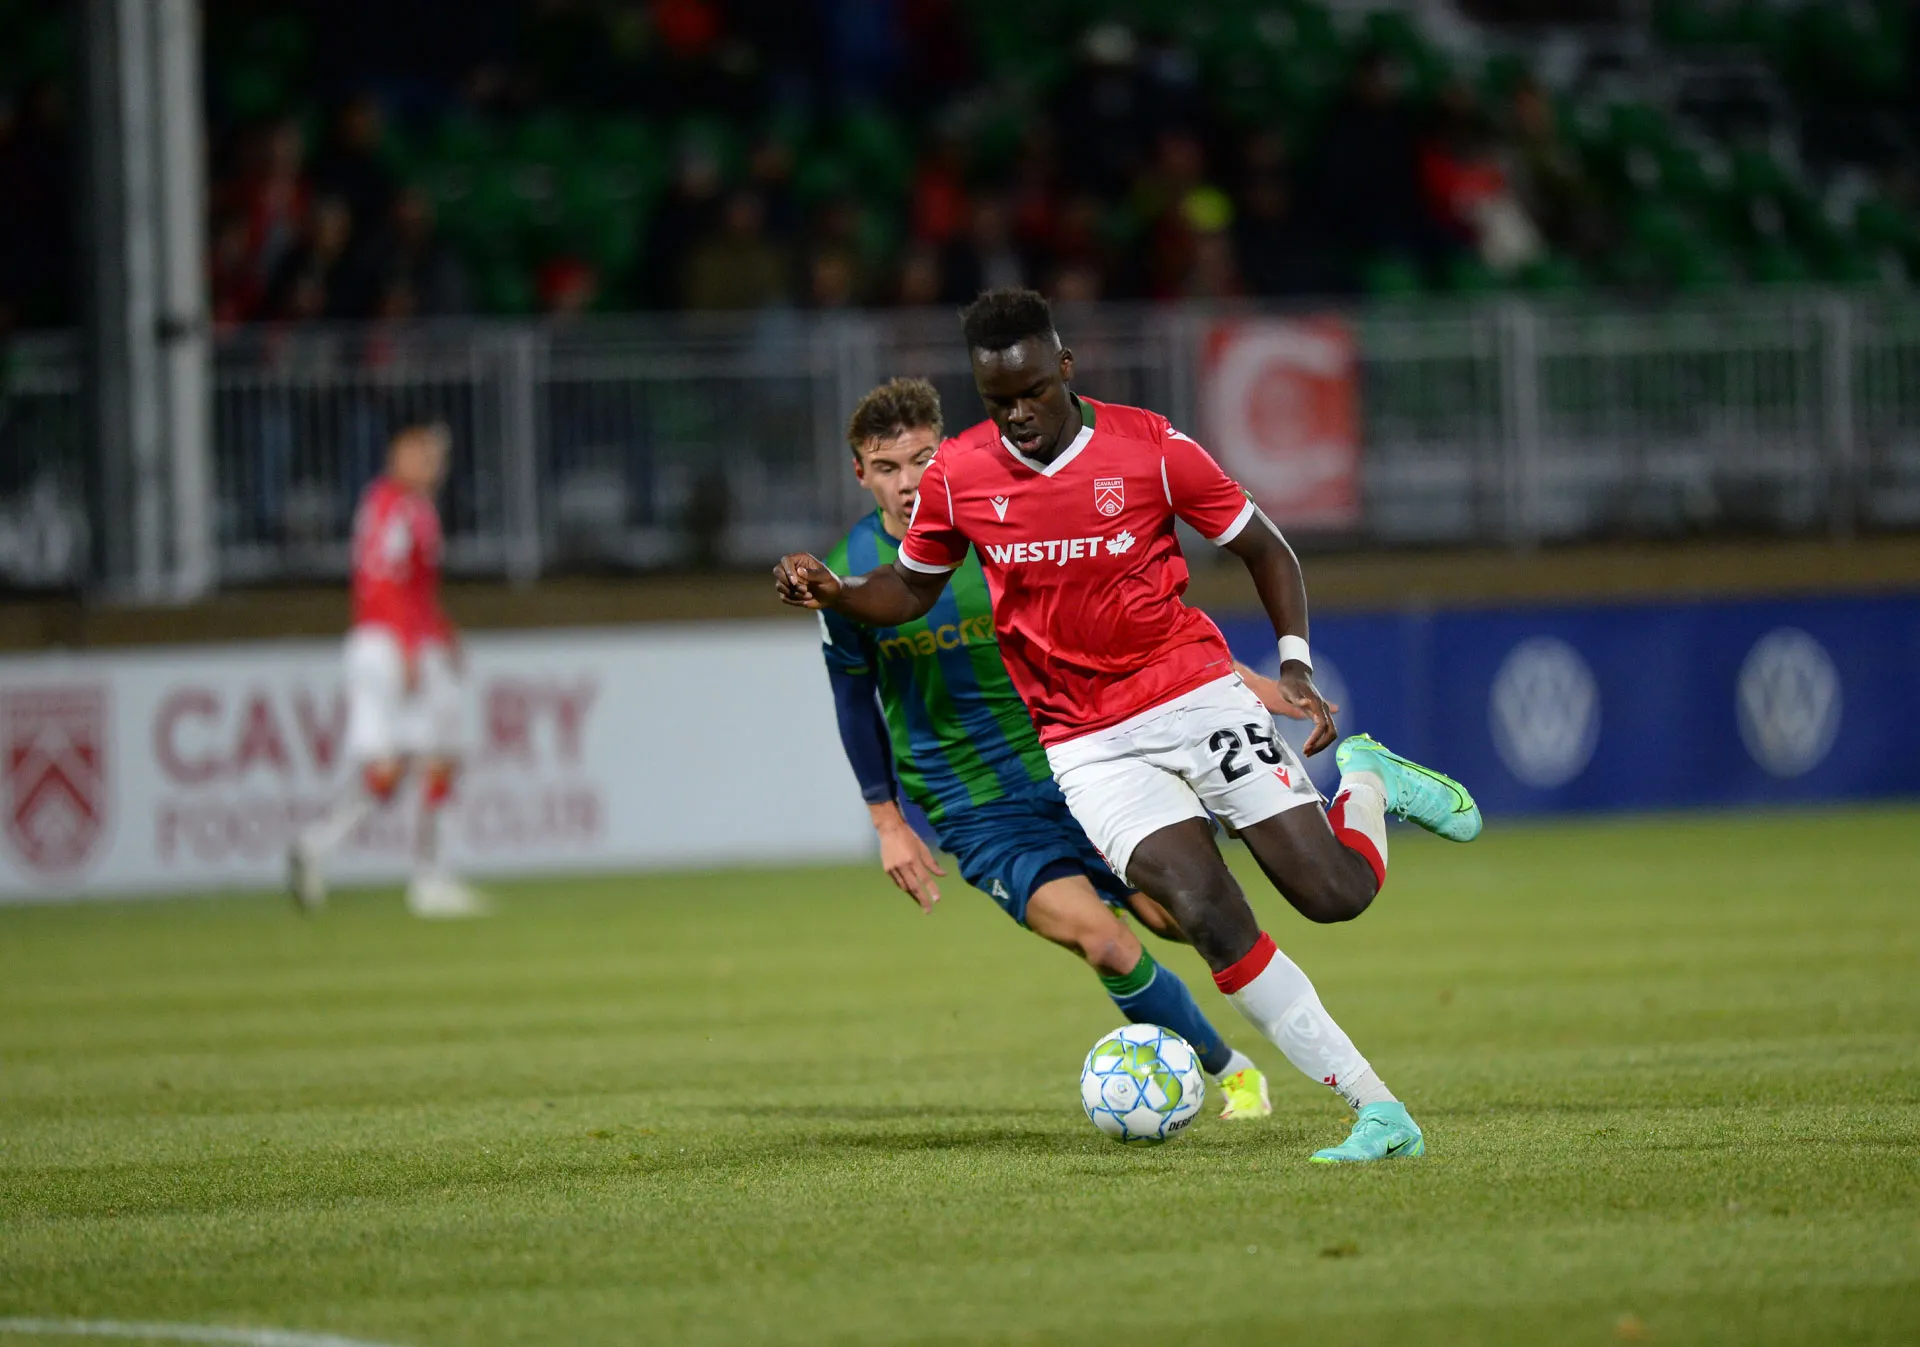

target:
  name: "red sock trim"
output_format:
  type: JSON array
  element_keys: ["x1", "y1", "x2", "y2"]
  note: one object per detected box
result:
[
  {"x1": 1327, "y1": 793, "x2": 1387, "y2": 893},
  {"x1": 1213, "y1": 931, "x2": 1278, "y2": 995},
  {"x1": 362, "y1": 763, "x2": 402, "y2": 803},
  {"x1": 423, "y1": 764, "x2": 455, "y2": 808}
]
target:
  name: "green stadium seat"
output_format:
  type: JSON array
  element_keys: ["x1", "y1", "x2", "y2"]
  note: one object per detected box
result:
[
  {"x1": 1361, "y1": 255, "x2": 1425, "y2": 299},
  {"x1": 1521, "y1": 254, "x2": 1587, "y2": 294},
  {"x1": 513, "y1": 114, "x2": 577, "y2": 167},
  {"x1": 1443, "y1": 253, "x2": 1504, "y2": 296},
  {"x1": 1749, "y1": 241, "x2": 1813, "y2": 286}
]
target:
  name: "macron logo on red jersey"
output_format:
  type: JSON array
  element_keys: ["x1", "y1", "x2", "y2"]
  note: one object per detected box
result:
[{"x1": 984, "y1": 533, "x2": 1130, "y2": 567}]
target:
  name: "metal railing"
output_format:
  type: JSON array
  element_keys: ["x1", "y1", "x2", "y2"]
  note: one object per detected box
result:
[{"x1": 6, "y1": 292, "x2": 1920, "y2": 592}]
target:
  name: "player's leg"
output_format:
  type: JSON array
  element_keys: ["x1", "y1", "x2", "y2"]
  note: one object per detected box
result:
[
  {"x1": 1049, "y1": 723, "x2": 1418, "y2": 1160},
  {"x1": 289, "y1": 629, "x2": 408, "y2": 912},
  {"x1": 405, "y1": 644, "x2": 486, "y2": 919},
  {"x1": 1125, "y1": 820, "x2": 1421, "y2": 1161},
  {"x1": 1020, "y1": 870, "x2": 1266, "y2": 1117},
  {"x1": 940, "y1": 798, "x2": 1268, "y2": 1117}
]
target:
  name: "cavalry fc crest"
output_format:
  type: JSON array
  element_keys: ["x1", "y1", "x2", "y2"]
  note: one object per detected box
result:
[
  {"x1": 1093, "y1": 477, "x2": 1124, "y2": 517},
  {"x1": 3, "y1": 686, "x2": 108, "y2": 874}
]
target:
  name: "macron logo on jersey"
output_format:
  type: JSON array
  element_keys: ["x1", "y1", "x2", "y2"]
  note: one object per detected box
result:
[
  {"x1": 983, "y1": 533, "x2": 1129, "y2": 568},
  {"x1": 991, "y1": 495, "x2": 1010, "y2": 520}
]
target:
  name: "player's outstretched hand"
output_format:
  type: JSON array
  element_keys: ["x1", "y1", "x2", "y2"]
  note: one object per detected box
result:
[
  {"x1": 773, "y1": 553, "x2": 843, "y2": 610},
  {"x1": 1235, "y1": 661, "x2": 1339, "y2": 721},
  {"x1": 877, "y1": 820, "x2": 944, "y2": 913},
  {"x1": 1276, "y1": 666, "x2": 1339, "y2": 757}
]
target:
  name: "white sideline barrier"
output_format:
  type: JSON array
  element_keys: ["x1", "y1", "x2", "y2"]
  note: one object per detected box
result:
[{"x1": 0, "y1": 621, "x2": 868, "y2": 902}]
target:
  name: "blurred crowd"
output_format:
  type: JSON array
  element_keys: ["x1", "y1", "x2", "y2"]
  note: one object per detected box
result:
[
  {"x1": 195, "y1": 2, "x2": 1590, "y2": 322},
  {"x1": 1, "y1": 0, "x2": 1914, "y2": 331}
]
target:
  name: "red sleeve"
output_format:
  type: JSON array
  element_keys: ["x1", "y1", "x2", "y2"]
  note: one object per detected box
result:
[
  {"x1": 1159, "y1": 423, "x2": 1256, "y2": 544},
  {"x1": 896, "y1": 444, "x2": 967, "y2": 573}
]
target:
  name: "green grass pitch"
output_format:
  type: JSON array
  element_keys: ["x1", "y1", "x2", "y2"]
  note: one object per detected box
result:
[{"x1": 2, "y1": 806, "x2": 1917, "y2": 1347}]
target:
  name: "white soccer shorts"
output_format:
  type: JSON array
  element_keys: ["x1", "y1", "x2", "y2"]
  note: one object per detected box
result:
[
  {"x1": 1045, "y1": 673, "x2": 1323, "y2": 884},
  {"x1": 342, "y1": 626, "x2": 465, "y2": 763}
]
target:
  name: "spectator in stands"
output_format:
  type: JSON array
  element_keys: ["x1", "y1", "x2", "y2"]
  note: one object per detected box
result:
[
  {"x1": 262, "y1": 195, "x2": 355, "y2": 321},
  {"x1": 1054, "y1": 23, "x2": 1155, "y2": 199},
  {"x1": 1299, "y1": 46, "x2": 1436, "y2": 290},
  {"x1": 807, "y1": 196, "x2": 880, "y2": 307},
  {"x1": 681, "y1": 190, "x2": 790, "y2": 311},
  {"x1": 1234, "y1": 130, "x2": 1322, "y2": 297},
  {"x1": 538, "y1": 255, "x2": 599, "y2": 318},
  {"x1": 644, "y1": 143, "x2": 724, "y2": 308},
  {"x1": 222, "y1": 117, "x2": 313, "y2": 311},
  {"x1": 939, "y1": 197, "x2": 1029, "y2": 304},
  {"x1": 1419, "y1": 83, "x2": 1542, "y2": 275},
  {"x1": 809, "y1": 250, "x2": 859, "y2": 309},
  {"x1": 895, "y1": 244, "x2": 942, "y2": 306},
  {"x1": 1133, "y1": 128, "x2": 1232, "y2": 299},
  {"x1": 910, "y1": 131, "x2": 970, "y2": 248},
  {"x1": 748, "y1": 135, "x2": 802, "y2": 244},
  {"x1": 310, "y1": 95, "x2": 398, "y2": 236},
  {"x1": 1506, "y1": 77, "x2": 1605, "y2": 262},
  {"x1": 210, "y1": 210, "x2": 265, "y2": 325},
  {"x1": 360, "y1": 186, "x2": 471, "y2": 317}
]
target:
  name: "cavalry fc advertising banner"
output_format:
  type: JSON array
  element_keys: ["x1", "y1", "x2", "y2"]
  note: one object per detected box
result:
[
  {"x1": 3, "y1": 595, "x2": 1915, "y2": 902},
  {"x1": 1200, "y1": 316, "x2": 1362, "y2": 532},
  {"x1": 0, "y1": 623, "x2": 868, "y2": 902}
]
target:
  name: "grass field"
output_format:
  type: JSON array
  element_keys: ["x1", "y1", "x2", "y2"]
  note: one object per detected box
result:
[{"x1": 2, "y1": 807, "x2": 1917, "y2": 1347}]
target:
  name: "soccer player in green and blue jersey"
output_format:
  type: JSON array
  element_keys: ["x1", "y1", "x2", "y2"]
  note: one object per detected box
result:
[{"x1": 818, "y1": 378, "x2": 1272, "y2": 1121}]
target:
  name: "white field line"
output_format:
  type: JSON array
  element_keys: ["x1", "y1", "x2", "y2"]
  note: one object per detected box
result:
[{"x1": 0, "y1": 1320, "x2": 408, "y2": 1347}]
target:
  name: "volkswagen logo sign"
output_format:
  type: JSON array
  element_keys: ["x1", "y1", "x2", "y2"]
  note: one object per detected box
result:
[
  {"x1": 1737, "y1": 628, "x2": 1842, "y2": 779},
  {"x1": 1489, "y1": 637, "x2": 1600, "y2": 789}
]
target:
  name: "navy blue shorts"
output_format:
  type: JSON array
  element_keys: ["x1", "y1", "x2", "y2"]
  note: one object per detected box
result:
[{"x1": 932, "y1": 785, "x2": 1132, "y2": 926}]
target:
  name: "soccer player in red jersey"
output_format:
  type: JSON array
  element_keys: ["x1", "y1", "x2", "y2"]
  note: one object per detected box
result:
[
  {"x1": 777, "y1": 289, "x2": 1482, "y2": 1162},
  {"x1": 288, "y1": 422, "x2": 485, "y2": 919}
]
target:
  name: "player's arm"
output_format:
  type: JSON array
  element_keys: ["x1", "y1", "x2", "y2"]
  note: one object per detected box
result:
[
  {"x1": 1159, "y1": 422, "x2": 1339, "y2": 755},
  {"x1": 1232, "y1": 659, "x2": 1338, "y2": 721},
  {"x1": 820, "y1": 614, "x2": 946, "y2": 912},
  {"x1": 774, "y1": 555, "x2": 949, "y2": 625},
  {"x1": 1222, "y1": 517, "x2": 1337, "y2": 756},
  {"x1": 777, "y1": 445, "x2": 967, "y2": 625}
]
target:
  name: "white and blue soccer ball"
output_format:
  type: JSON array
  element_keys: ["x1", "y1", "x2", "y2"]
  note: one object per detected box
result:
[{"x1": 1079, "y1": 1024, "x2": 1206, "y2": 1145}]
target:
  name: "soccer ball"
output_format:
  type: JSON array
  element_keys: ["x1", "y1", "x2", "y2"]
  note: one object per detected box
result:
[{"x1": 1079, "y1": 1024, "x2": 1206, "y2": 1145}]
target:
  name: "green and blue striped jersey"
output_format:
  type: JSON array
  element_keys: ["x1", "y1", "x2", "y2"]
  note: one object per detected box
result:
[{"x1": 821, "y1": 511, "x2": 1053, "y2": 824}]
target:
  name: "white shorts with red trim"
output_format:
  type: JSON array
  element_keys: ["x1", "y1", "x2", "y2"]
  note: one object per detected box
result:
[
  {"x1": 1043, "y1": 672, "x2": 1323, "y2": 884},
  {"x1": 342, "y1": 626, "x2": 464, "y2": 763}
]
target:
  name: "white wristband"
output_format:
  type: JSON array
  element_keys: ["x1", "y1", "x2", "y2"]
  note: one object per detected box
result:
[{"x1": 1278, "y1": 636, "x2": 1312, "y2": 671}]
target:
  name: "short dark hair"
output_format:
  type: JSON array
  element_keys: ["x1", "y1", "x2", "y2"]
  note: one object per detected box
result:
[
  {"x1": 846, "y1": 377, "x2": 943, "y2": 457},
  {"x1": 960, "y1": 287, "x2": 1056, "y2": 353}
]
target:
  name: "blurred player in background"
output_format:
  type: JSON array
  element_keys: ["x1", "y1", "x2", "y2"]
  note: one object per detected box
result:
[
  {"x1": 287, "y1": 421, "x2": 486, "y2": 919},
  {"x1": 779, "y1": 289, "x2": 1483, "y2": 1163},
  {"x1": 818, "y1": 376, "x2": 1275, "y2": 1121}
]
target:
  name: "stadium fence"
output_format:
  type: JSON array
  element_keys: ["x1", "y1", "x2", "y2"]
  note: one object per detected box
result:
[{"x1": 6, "y1": 293, "x2": 1920, "y2": 590}]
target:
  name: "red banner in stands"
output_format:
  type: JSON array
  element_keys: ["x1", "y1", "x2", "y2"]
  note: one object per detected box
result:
[{"x1": 1199, "y1": 317, "x2": 1362, "y2": 532}]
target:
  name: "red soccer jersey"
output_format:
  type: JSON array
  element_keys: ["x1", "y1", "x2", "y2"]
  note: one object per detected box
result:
[
  {"x1": 350, "y1": 476, "x2": 449, "y2": 649},
  {"x1": 898, "y1": 396, "x2": 1256, "y2": 745}
]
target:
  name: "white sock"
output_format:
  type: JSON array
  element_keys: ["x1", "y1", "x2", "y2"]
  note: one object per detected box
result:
[
  {"x1": 1213, "y1": 932, "x2": 1396, "y2": 1111},
  {"x1": 303, "y1": 786, "x2": 375, "y2": 858},
  {"x1": 1209, "y1": 1048, "x2": 1258, "y2": 1082},
  {"x1": 1328, "y1": 769, "x2": 1388, "y2": 889}
]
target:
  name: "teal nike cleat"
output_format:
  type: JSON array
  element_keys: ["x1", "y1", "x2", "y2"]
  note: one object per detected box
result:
[
  {"x1": 1310, "y1": 1101, "x2": 1426, "y2": 1164},
  {"x1": 1336, "y1": 733, "x2": 1482, "y2": 842}
]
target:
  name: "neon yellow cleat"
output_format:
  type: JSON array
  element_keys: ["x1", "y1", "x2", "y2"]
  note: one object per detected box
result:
[{"x1": 1216, "y1": 1067, "x2": 1272, "y2": 1121}]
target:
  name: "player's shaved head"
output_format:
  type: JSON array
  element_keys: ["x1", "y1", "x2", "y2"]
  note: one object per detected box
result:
[{"x1": 962, "y1": 289, "x2": 1078, "y2": 463}]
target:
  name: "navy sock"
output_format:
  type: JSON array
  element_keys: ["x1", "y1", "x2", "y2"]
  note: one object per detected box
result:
[{"x1": 1100, "y1": 949, "x2": 1235, "y2": 1076}]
